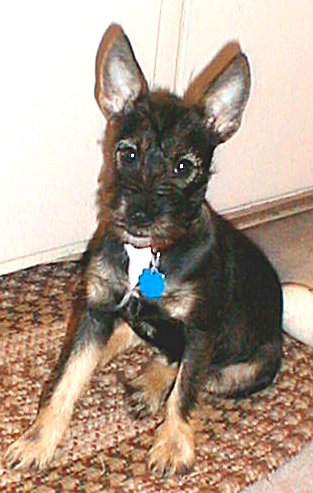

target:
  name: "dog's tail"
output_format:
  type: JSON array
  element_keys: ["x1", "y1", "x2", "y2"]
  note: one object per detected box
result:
[{"x1": 282, "y1": 283, "x2": 313, "y2": 345}]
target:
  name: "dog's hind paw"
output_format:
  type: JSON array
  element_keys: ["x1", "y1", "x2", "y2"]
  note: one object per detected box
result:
[
  {"x1": 126, "y1": 361, "x2": 176, "y2": 419},
  {"x1": 125, "y1": 382, "x2": 153, "y2": 419}
]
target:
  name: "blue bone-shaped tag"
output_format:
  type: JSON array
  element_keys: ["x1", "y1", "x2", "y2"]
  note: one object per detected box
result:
[{"x1": 139, "y1": 268, "x2": 166, "y2": 299}]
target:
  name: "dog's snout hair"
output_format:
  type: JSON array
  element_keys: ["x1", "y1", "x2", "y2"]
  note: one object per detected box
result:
[{"x1": 127, "y1": 195, "x2": 155, "y2": 228}]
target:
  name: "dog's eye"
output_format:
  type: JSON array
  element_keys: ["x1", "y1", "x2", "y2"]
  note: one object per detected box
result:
[
  {"x1": 173, "y1": 158, "x2": 194, "y2": 178},
  {"x1": 121, "y1": 147, "x2": 137, "y2": 164},
  {"x1": 116, "y1": 144, "x2": 138, "y2": 166}
]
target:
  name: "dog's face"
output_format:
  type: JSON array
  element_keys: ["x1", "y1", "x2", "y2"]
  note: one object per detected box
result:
[
  {"x1": 106, "y1": 92, "x2": 215, "y2": 249},
  {"x1": 95, "y1": 25, "x2": 250, "y2": 249}
]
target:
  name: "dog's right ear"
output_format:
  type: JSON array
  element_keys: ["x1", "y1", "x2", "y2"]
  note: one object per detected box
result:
[
  {"x1": 95, "y1": 24, "x2": 148, "y2": 118},
  {"x1": 184, "y1": 48, "x2": 251, "y2": 144}
]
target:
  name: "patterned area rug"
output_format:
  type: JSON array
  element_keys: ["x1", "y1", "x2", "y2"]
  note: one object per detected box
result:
[{"x1": 1, "y1": 262, "x2": 313, "y2": 492}]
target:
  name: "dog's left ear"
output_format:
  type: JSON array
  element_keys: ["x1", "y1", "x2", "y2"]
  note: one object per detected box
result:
[
  {"x1": 185, "y1": 53, "x2": 251, "y2": 143},
  {"x1": 95, "y1": 24, "x2": 148, "y2": 118}
]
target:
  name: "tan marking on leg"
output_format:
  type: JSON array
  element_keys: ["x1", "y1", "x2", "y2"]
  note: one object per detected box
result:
[
  {"x1": 149, "y1": 362, "x2": 195, "y2": 476},
  {"x1": 5, "y1": 342, "x2": 102, "y2": 470},
  {"x1": 5, "y1": 321, "x2": 140, "y2": 470},
  {"x1": 208, "y1": 361, "x2": 259, "y2": 395},
  {"x1": 101, "y1": 321, "x2": 141, "y2": 365},
  {"x1": 128, "y1": 356, "x2": 178, "y2": 416}
]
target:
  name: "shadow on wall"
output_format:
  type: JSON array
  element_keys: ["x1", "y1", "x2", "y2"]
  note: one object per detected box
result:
[{"x1": 184, "y1": 41, "x2": 242, "y2": 104}]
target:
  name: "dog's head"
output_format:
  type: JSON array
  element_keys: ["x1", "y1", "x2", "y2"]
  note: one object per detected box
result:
[{"x1": 95, "y1": 25, "x2": 250, "y2": 250}]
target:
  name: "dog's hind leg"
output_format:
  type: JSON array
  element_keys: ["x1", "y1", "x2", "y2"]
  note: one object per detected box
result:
[
  {"x1": 126, "y1": 356, "x2": 178, "y2": 418},
  {"x1": 5, "y1": 312, "x2": 139, "y2": 470},
  {"x1": 208, "y1": 340, "x2": 282, "y2": 399}
]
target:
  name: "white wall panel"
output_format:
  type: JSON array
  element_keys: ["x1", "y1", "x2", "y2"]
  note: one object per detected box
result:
[
  {"x1": 174, "y1": 0, "x2": 313, "y2": 211},
  {"x1": 0, "y1": 1, "x2": 162, "y2": 273},
  {"x1": 1, "y1": 0, "x2": 313, "y2": 273}
]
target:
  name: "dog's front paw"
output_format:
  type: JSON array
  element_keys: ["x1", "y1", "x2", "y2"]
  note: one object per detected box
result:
[
  {"x1": 148, "y1": 419, "x2": 195, "y2": 477},
  {"x1": 4, "y1": 426, "x2": 56, "y2": 470}
]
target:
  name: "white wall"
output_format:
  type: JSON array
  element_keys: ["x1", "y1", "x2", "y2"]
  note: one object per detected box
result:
[
  {"x1": 175, "y1": 0, "x2": 313, "y2": 210},
  {"x1": 0, "y1": 0, "x2": 165, "y2": 273},
  {"x1": 1, "y1": 0, "x2": 313, "y2": 274}
]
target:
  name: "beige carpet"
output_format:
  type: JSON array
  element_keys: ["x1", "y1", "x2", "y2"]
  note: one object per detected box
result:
[{"x1": 1, "y1": 260, "x2": 313, "y2": 492}]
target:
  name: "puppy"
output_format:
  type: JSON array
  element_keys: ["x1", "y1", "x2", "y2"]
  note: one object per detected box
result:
[{"x1": 5, "y1": 24, "x2": 282, "y2": 476}]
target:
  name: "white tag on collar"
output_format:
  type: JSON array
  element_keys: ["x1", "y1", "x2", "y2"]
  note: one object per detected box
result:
[{"x1": 124, "y1": 244, "x2": 152, "y2": 289}]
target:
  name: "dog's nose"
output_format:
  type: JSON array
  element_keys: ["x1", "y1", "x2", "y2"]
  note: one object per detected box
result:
[{"x1": 128, "y1": 209, "x2": 151, "y2": 227}]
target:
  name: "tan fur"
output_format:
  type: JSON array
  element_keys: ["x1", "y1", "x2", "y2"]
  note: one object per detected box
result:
[
  {"x1": 86, "y1": 253, "x2": 128, "y2": 305},
  {"x1": 130, "y1": 356, "x2": 177, "y2": 414},
  {"x1": 101, "y1": 321, "x2": 141, "y2": 365},
  {"x1": 161, "y1": 279, "x2": 199, "y2": 320},
  {"x1": 149, "y1": 362, "x2": 195, "y2": 475},
  {"x1": 5, "y1": 322, "x2": 140, "y2": 469},
  {"x1": 208, "y1": 360, "x2": 260, "y2": 395},
  {"x1": 5, "y1": 343, "x2": 102, "y2": 469}
]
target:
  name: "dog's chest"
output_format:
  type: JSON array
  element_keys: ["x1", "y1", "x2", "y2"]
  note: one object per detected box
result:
[
  {"x1": 124, "y1": 244, "x2": 153, "y2": 290},
  {"x1": 125, "y1": 244, "x2": 168, "y2": 301},
  {"x1": 124, "y1": 244, "x2": 197, "y2": 322}
]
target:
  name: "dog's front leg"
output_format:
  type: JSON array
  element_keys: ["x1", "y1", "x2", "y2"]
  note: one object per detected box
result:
[
  {"x1": 148, "y1": 329, "x2": 210, "y2": 477},
  {"x1": 5, "y1": 307, "x2": 138, "y2": 470}
]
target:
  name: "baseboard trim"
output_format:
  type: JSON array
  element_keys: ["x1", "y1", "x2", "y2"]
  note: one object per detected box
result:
[
  {"x1": 0, "y1": 240, "x2": 87, "y2": 276},
  {"x1": 225, "y1": 188, "x2": 313, "y2": 230}
]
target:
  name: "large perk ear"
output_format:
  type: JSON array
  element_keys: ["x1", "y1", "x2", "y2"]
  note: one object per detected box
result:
[
  {"x1": 185, "y1": 50, "x2": 251, "y2": 143},
  {"x1": 95, "y1": 24, "x2": 148, "y2": 118}
]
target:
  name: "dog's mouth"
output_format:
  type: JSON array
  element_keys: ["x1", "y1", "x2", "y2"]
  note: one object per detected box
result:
[
  {"x1": 124, "y1": 229, "x2": 178, "y2": 252},
  {"x1": 109, "y1": 214, "x2": 152, "y2": 247},
  {"x1": 111, "y1": 210, "x2": 180, "y2": 250},
  {"x1": 124, "y1": 231, "x2": 152, "y2": 248}
]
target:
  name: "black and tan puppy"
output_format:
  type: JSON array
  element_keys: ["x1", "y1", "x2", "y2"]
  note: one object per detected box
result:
[{"x1": 6, "y1": 25, "x2": 282, "y2": 476}]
